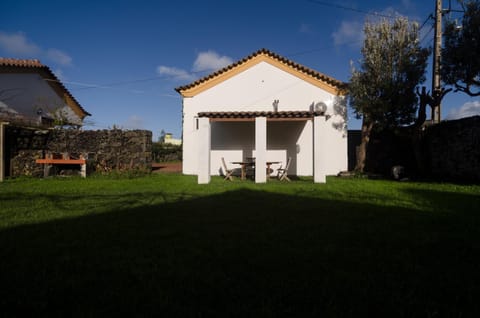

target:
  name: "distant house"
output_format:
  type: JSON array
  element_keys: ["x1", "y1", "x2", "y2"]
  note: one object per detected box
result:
[
  {"x1": 160, "y1": 132, "x2": 182, "y2": 145},
  {"x1": 176, "y1": 49, "x2": 348, "y2": 184},
  {"x1": 0, "y1": 58, "x2": 90, "y2": 127}
]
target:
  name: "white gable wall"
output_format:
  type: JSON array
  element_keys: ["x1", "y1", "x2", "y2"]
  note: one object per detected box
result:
[
  {"x1": 182, "y1": 61, "x2": 347, "y2": 176},
  {"x1": 0, "y1": 73, "x2": 82, "y2": 125},
  {"x1": 185, "y1": 62, "x2": 335, "y2": 112}
]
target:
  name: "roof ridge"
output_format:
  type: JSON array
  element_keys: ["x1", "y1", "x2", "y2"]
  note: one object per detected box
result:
[
  {"x1": 0, "y1": 57, "x2": 44, "y2": 67},
  {"x1": 175, "y1": 48, "x2": 346, "y2": 94}
]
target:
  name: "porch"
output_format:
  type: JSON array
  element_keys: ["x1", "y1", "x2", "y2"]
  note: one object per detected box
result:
[{"x1": 196, "y1": 111, "x2": 334, "y2": 184}]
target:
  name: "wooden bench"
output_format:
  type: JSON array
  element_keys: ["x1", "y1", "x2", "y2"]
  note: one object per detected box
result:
[{"x1": 36, "y1": 153, "x2": 87, "y2": 177}]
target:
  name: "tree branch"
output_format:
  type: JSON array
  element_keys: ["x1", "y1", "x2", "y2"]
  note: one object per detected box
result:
[{"x1": 454, "y1": 83, "x2": 480, "y2": 97}]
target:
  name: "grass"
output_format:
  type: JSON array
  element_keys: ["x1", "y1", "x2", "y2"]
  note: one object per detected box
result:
[{"x1": 1, "y1": 174, "x2": 480, "y2": 317}]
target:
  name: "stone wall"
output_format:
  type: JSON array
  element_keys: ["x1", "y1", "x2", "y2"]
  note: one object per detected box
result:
[
  {"x1": 348, "y1": 129, "x2": 417, "y2": 176},
  {"x1": 365, "y1": 129, "x2": 417, "y2": 176},
  {"x1": 347, "y1": 116, "x2": 480, "y2": 182},
  {"x1": 6, "y1": 127, "x2": 152, "y2": 177},
  {"x1": 423, "y1": 116, "x2": 480, "y2": 182}
]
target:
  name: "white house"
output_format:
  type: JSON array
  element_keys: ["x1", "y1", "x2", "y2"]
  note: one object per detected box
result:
[
  {"x1": 0, "y1": 58, "x2": 90, "y2": 182},
  {"x1": 175, "y1": 49, "x2": 347, "y2": 184},
  {"x1": 160, "y1": 132, "x2": 182, "y2": 145},
  {"x1": 0, "y1": 58, "x2": 90, "y2": 127}
]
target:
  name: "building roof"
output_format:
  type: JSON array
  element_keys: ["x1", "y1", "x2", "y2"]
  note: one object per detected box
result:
[
  {"x1": 0, "y1": 58, "x2": 91, "y2": 119},
  {"x1": 175, "y1": 48, "x2": 347, "y2": 97},
  {"x1": 198, "y1": 110, "x2": 326, "y2": 121}
]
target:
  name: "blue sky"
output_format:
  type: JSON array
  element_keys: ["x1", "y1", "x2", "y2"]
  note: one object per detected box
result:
[{"x1": 2, "y1": 0, "x2": 478, "y2": 141}]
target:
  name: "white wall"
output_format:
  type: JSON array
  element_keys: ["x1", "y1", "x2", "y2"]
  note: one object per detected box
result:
[
  {"x1": 210, "y1": 122, "x2": 254, "y2": 175},
  {"x1": 267, "y1": 121, "x2": 308, "y2": 176},
  {"x1": 182, "y1": 61, "x2": 347, "y2": 176},
  {"x1": 0, "y1": 73, "x2": 82, "y2": 125}
]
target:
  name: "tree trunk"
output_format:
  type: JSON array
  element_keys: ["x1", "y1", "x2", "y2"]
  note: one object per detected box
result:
[
  {"x1": 409, "y1": 87, "x2": 431, "y2": 175},
  {"x1": 407, "y1": 86, "x2": 451, "y2": 176},
  {"x1": 355, "y1": 118, "x2": 374, "y2": 173}
]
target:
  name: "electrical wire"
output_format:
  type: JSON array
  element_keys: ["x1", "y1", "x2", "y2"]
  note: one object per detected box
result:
[
  {"x1": 307, "y1": 0, "x2": 395, "y2": 19},
  {"x1": 71, "y1": 68, "x2": 213, "y2": 91},
  {"x1": 43, "y1": 3, "x2": 437, "y2": 92},
  {"x1": 418, "y1": 14, "x2": 434, "y2": 31},
  {"x1": 43, "y1": 67, "x2": 217, "y2": 93},
  {"x1": 420, "y1": 25, "x2": 435, "y2": 46},
  {"x1": 285, "y1": 39, "x2": 364, "y2": 58},
  {"x1": 287, "y1": 11, "x2": 434, "y2": 59}
]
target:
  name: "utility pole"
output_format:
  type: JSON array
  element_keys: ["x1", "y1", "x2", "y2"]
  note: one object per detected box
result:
[{"x1": 431, "y1": 0, "x2": 443, "y2": 123}]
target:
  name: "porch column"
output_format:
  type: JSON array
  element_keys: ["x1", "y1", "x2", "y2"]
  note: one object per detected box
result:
[
  {"x1": 197, "y1": 117, "x2": 211, "y2": 184},
  {"x1": 313, "y1": 116, "x2": 327, "y2": 183},
  {"x1": 255, "y1": 117, "x2": 267, "y2": 183},
  {"x1": 0, "y1": 122, "x2": 7, "y2": 182}
]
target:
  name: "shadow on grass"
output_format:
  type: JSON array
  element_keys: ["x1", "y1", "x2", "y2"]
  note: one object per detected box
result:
[{"x1": 1, "y1": 188, "x2": 480, "y2": 317}]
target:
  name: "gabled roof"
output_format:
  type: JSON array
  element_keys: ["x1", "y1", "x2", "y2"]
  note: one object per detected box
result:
[
  {"x1": 175, "y1": 48, "x2": 347, "y2": 97},
  {"x1": 0, "y1": 58, "x2": 91, "y2": 119}
]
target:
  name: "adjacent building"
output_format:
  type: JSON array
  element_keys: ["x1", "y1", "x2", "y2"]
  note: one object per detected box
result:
[{"x1": 0, "y1": 58, "x2": 90, "y2": 127}]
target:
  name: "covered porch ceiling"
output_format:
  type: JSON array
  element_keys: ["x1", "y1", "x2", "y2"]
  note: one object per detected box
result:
[{"x1": 198, "y1": 110, "x2": 326, "y2": 122}]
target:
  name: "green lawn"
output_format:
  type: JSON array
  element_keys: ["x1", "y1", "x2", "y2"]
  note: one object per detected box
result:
[{"x1": 1, "y1": 174, "x2": 480, "y2": 317}]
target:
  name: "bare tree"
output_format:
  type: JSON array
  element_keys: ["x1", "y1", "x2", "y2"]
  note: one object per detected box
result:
[{"x1": 442, "y1": 0, "x2": 480, "y2": 96}]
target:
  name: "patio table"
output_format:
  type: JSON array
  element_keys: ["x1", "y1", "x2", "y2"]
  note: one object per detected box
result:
[
  {"x1": 231, "y1": 161, "x2": 255, "y2": 180},
  {"x1": 231, "y1": 160, "x2": 281, "y2": 180}
]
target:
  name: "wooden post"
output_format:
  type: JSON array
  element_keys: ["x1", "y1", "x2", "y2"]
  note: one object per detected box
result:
[{"x1": 432, "y1": 0, "x2": 443, "y2": 123}]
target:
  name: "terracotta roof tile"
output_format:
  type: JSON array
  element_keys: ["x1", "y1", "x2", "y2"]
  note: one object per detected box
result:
[
  {"x1": 0, "y1": 57, "x2": 90, "y2": 118},
  {"x1": 0, "y1": 58, "x2": 44, "y2": 68},
  {"x1": 175, "y1": 48, "x2": 346, "y2": 93},
  {"x1": 198, "y1": 110, "x2": 325, "y2": 120}
]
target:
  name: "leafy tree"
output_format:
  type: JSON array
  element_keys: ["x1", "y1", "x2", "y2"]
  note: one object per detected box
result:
[
  {"x1": 349, "y1": 17, "x2": 430, "y2": 172},
  {"x1": 442, "y1": 0, "x2": 480, "y2": 96},
  {"x1": 152, "y1": 142, "x2": 182, "y2": 162}
]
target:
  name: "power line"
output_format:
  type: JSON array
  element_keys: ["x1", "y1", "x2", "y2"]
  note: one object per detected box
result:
[
  {"x1": 420, "y1": 25, "x2": 435, "y2": 45},
  {"x1": 307, "y1": 0, "x2": 396, "y2": 19},
  {"x1": 308, "y1": 0, "x2": 434, "y2": 31},
  {"x1": 72, "y1": 73, "x2": 195, "y2": 91},
  {"x1": 44, "y1": 3, "x2": 437, "y2": 92},
  {"x1": 45, "y1": 68, "x2": 215, "y2": 92},
  {"x1": 285, "y1": 39, "x2": 363, "y2": 58},
  {"x1": 419, "y1": 14, "x2": 434, "y2": 31},
  {"x1": 286, "y1": 12, "x2": 434, "y2": 59}
]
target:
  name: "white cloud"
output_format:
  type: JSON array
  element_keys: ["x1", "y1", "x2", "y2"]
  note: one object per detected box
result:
[
  {"x1": 157, "y1": 65, "x2": 195, "y2": 81},
  {"x1": 46, "y1": 48, "x2": 72, "y2": 66},
  {"x1": 0, "y1": 31, "x2": 40, "y2": 55},
  {"x1": 332, "y1": 20, "x2": 364, "y2": 47},
  {"x1": 331, "y1": 4, "x2": 416, "y2": 50},
  {"x1": 0, "y1": 31, "x2": 73, "y2": 67},
  {"x1": 192, "y1": 50, "x2": 233, "y2": 72},
  {"x1": 446, "y1": 101, "x2": 480, "y2": 120},
  {"x1": 157, "y1": 50, "x2": 233, "y2": 83},
  {"x1": 123, "y1": 115, "x2": 144, "y2": 130}
]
